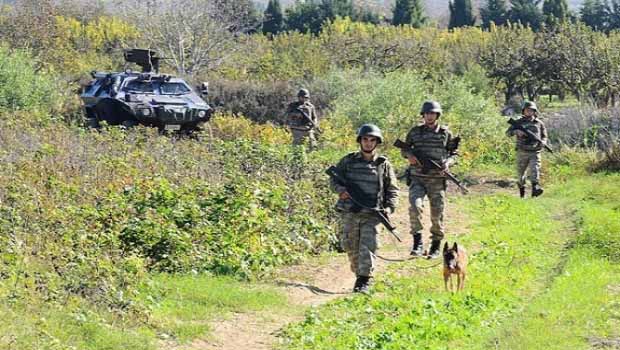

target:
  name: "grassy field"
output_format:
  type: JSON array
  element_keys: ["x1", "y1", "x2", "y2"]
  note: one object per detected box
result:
[
  {"x1": 0, "y1": 275, "x2": 290, "y2": 349},
  {"x1": 280, "y1": 173, "x2": 620, "y2": 350}
]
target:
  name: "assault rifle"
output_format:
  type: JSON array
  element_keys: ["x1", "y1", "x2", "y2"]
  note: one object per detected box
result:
[
  {"x1": 393, "y1": 138, "x2": 469, "y2": 194},
  {"x1": 325, "y1": 166, "x2": 401, "y2": 242},
  {"x1": 294, "y1": 106, "x2": 322, "y2": 134},
  {"x1": 507, "y1": 118, "x2": 553, "y2": 153}
]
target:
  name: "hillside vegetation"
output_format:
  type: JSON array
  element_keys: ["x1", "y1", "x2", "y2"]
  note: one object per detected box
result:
[{"x1": 0, "y1": 1, "x2": 619, "y2": 349}]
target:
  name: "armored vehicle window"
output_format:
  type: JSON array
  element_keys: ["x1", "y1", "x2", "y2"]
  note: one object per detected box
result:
[
  {"x1": 160, "y1": 82, "x2": 190, "y2": 95},
  {"x1": 124, "y1": 80, "x2": 155, "y2": 93}
]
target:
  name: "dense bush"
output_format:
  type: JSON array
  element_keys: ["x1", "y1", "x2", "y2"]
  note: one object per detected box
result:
[
  {"x1": 325, "y1": 71, "x2": 512, "y2": 168},
  {"x1": 0, "y1": 118, "x2": 338, "y2": 313},
  {"x1": 0, "y1": 46, "x2": 62, "y2": 114},
  {"x1": 207, "y1": 79, "x2": 333, "y2": 124}
]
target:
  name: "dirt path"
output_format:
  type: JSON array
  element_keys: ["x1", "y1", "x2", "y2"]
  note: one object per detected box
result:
[{"x1": 170, "y1": 181, "x2": 513, "y2": 350}]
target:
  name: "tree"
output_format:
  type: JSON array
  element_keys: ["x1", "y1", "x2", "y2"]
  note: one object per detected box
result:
[
  {"x1": 262, "y1": 0, "x2": 284, "y2": 35},
  {"x1": 285, "y1": 0, "x2": 379, "y2": 34},
  {"x1": 120, "y1": 0, "x2": 259, "y2": 75},
  {"x1": 480, "y1": 23, "x2": 536, "y2": 104},
  {"x1": 392, "y1": 0, "x2": 426, "y2": 27},
  {"x1": 449, "y1": 0, "x2": 476, "y2": 28},
  {"x1": 409, "y1": 0, "x2": 427, "y2": 27},
  {"x1": 481, "y1": 0, "x2": 508, "y2": 28},
  {"x1": 580, "y1": 0, "x2": 609, "y2": 31},
  {"x1": 509, "y1": 0, "x2": 543, "y2": 30},
  {"x1": 608, "y1": 0, "x2": 620, "y2": 30},
  {"x1": 542, "y1": 0, "x2": 569, "y2": 25}
]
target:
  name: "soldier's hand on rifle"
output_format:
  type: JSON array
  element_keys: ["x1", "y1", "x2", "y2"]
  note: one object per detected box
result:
[
  {"x1": 339, "y1": 191, "x2": 351, "y2": 200},
  {"x1": 439, "y1": 161, "x2": 449, "y2": 176},
  {"x1": 515, "y1": 130, "x2": 527, "y2": 138},
  {"x1": 407, "y1": 155, "x2": 420, "y2": 166}
]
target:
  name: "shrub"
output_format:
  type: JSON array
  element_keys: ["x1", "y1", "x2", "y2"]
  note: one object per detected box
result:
[
  {"x1": 0, "y1": 46, "x2": 62, "y2": 115},
  {"x1": 325, "y1": 71, "x2": 512, "y2": 168}
]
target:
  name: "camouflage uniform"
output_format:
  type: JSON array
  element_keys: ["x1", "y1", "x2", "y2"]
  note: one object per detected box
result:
[
  {"x1": 402, "y1": 124, "x2": 457, "y2": 245},
  {"x1": 506, "y1": 108, "x2": 548, "y2": 197},
  {"x1": 330, "y1": 151, "x2": 399, "y2": 279},
  {"x1": 287, "y1": 100, "x2": 318, "y2": 148}
]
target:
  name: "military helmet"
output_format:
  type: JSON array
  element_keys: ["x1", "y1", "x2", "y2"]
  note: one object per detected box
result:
[
  {"x1": 356, "y1": 123, "x2": 383, "y2": 144},
  {"x1": 420, "y1": 100, "x2": 442, "y2": 116},
  {"x1": 297, "y1": 88, "x2": 310, "y2": 98},
  {"x1": 522, "y1": 100, "x2": 538, "y2": 112}
]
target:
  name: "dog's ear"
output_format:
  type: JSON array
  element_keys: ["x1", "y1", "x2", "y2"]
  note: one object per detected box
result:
[
  {"x1": 453, "y1": 242, "x2": 458, "y2": 252},
  {"x1": 443, "y1": 242, "x2": 449, "y2": 252}
]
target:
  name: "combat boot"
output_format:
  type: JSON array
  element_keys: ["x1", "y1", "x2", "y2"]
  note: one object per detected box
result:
[
  {"x1": 353, "y1": 276, "x2": 371, "y2": 293},
  {"x1": 427, "y1": 240, "x2": 442, "y2": 259},
  {"x1": 519, "y1": 186, "x2": 526, "y2": 198},
  {"x1": 410, "y1": 233, "x2": 424, "y2": 256},
  {"x1": 532, "y1": 183, "x2": 544, "y2": 197}
]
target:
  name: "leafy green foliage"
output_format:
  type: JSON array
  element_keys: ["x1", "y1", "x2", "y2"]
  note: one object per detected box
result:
[
  {"x1": 449, "y1": 0, "x2": 476, "y2": 29},
  {"x1": 0, "y1": 46, "x2": 61, "y2": 114},
  {"x1": 542, "y1": 0, "x2": 570, "y2": 25},
  {"x1": 481, "y1": 0, "x2": 509, "y2": 28},
  {"x1": 509, "y1": 0, "x2": 544, "y2": 31},
  {"x1": 392, "y1": 0, "x2": 427, "y2": 27},
  {"x1": 263, "y1": 0, "x2": 285, "y2": 35},
  {"x1": 325, "y1": 71, "x2": 512, "y2": 168}
]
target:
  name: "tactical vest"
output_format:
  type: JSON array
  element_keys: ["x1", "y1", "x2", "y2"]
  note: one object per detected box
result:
[
  {"x1": 405, "y1": 125, "x2": 451, "y2": 162},
  {"x1": 340, "y1": 152, "x2": 388, "y2": 209},
  {"x1": 287, "y1": 101, "x2": 314, "y2": 130},
  {"x1": 512, "y1": 117, "x2": 545, "y2": 152}
]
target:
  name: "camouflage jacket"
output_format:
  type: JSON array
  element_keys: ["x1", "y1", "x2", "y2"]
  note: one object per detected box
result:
[
  {"x1": 286, "y1": 101, "x2": 318, "y2": 131},
  {"x1": 401, "y1": 124, "x2": 458, "y2": 175},
  {"x1": 506, "y1": 116, "x2": 548, "y2": 152},
  {"x1": 330, "y1": 151, "x2": 399, "y2": 213}
]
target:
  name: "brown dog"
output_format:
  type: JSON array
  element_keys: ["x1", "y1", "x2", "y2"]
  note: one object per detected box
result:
[{"x1": 443, "y1": 242, "x2": 467, "y2": 292}]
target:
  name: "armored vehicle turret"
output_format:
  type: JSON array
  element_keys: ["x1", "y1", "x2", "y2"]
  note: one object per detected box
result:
[{"x1": 80, "y1": 49, "x2": 213, "y2": 132}]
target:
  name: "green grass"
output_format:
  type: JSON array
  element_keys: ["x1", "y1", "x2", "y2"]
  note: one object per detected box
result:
[
  {"x1": 0, "y1": 274, "x2": 290, "y2": 349},
  {"x1": 472, "y1": 174, "x2": 620, "y2": 350},
  {"x1": 141, "y1": 274, "x2": 291, "y2": 342},
  {"x1": 279, "y1": 173, "x2": 620, "y2": 350},
  {"x1": 0, "y1": 297, "x2": 156, "y2": 350}
]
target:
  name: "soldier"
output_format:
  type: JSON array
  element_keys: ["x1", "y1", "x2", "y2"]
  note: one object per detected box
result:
[
  {"x1": 330, "y1": 124, "x2": 399, "y2": 293},
  {"x1": 286, "y1": 88, "x2": 319, "y2": 149},
  {"x1": 506, "y1": 101, "x2": 548, "y2": 198},
  {"x1": 401, "y1": 101, "x2": 458, "y2": 259}
]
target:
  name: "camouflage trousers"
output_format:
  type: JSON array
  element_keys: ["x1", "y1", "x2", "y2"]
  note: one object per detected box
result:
[
  {"x1": 516, "y1": 150, "x2": 542, "y2": 186},
  {"x1": 291, "y1": 128, "x2": 317, "y2": 149},
  {"x1": 408, "y1": 175, "x2": 447, "y2": 241},
  {"x1": 340, "y1": 211, "x2": 381, "y2": 277}
]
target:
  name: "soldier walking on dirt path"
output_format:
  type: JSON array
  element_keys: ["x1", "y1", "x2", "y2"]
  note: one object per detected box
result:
[
  {"x1": 506, "y1": 101, "x2": 548, "y2": 198},
  {"x1": 329, "y1": 124, "x2": 399, "y2": 293},
  {"x1": 286, "y1": 88, "x2": 319, "y2": 149},
  {"x1": 400, "y1": 101, "x2": 459, "y2": 260}
]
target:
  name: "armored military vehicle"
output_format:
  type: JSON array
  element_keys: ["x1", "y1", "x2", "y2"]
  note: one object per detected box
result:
[{"x1": 81, "y1": 49, "x2": 213, "y2": 132}]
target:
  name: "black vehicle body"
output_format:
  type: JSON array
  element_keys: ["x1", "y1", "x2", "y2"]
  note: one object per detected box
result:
[{"x1": 80, "y1": 49, "x2": 212, "y2": 132}]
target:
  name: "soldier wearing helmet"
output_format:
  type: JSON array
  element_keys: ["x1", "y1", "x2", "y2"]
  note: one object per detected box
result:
[
  {"x1": 400, "y1": 100, "x2": 459, "y2": 259},
  {"x1": 286, "y1": 88, "x2": 319, "y2": 149},
  {"x1": 506, "y1": 100, "x2": 548, "y2": 198},
  {"x1": 329, "y1": 124, "x2": 399, "y2": 293}
]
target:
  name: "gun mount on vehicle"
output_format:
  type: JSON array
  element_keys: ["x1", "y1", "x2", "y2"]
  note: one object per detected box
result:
[{"x1": 80, "y1": 49, "x2": 213, "y2": 133}]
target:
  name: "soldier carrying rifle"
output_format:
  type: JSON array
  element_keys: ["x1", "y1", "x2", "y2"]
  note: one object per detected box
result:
[
  {"x1": 328, "y1": 124, "x2": 399, "y2": 293},
  {"x1": 399, "y1": 101, "x2": 459, "y2": 259},
  {"x1": 286, "y1": 88, "x2": 319, "y2": 149},
  {"x1": 506, "y1": 101, "x2": 550, "y2": 198}
]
